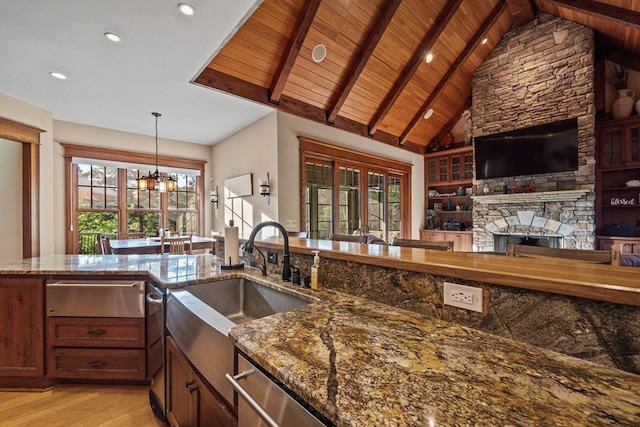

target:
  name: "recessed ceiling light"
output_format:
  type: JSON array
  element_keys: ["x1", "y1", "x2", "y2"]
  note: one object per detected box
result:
[
  {"x1": 50, "y1": 71, "x2": 67, "y2": 80},
  {"x1": 178, "y1": 3, "x2": 195, "y2": 16},
  {"x1": 425, "y1": 52, "x2": 434, "y2": 63},
  {"x1": 424, "y1": 109, "x2": 434, "y2": 119},
  {"x1": 104, "y1": 32, "x2": 121, "y2": 42},
  {"x1": 481, "y1": 37, "x2": 488, "y2": 45}
]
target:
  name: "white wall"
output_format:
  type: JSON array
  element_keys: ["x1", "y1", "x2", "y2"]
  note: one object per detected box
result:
[
  {"x1": 0, "y1": 92, "x2": 55, "y2": 257},
  {"x1": 210, "y1": 112, "x2": 278, "y2": 238}
]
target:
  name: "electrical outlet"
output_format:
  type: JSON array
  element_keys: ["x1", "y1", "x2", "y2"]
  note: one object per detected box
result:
[
  {"x1": 267, "y1": 251, "x2": 278, "y2": 265},
  {"x1": 285, "y1": 219, "x2": 297, "y2": 228},
  {"x1": 444, "y1": 282, "x2": 483, "y2": 313}
]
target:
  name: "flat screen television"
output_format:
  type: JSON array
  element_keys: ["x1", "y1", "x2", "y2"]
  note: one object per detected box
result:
[{"x1": 474, "y1": 118, "x2": 579, "y2": 180}]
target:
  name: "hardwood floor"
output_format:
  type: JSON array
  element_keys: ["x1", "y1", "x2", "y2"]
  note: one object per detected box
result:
[{"x1": 0, "y1": 385, "x2": 166, "y2": 427}]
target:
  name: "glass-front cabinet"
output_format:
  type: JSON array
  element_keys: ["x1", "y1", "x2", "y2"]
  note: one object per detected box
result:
[
  {"x1": 595, "y1": 116, "x2": 640, "y2": 247},
  {"x1": 423, "y1": 146, "x2": 473, "y2": 251}
]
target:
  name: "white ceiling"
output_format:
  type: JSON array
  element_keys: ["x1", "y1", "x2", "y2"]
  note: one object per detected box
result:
[{"x1": 0, "y1": 0, "x2": 273, "y2": 145}]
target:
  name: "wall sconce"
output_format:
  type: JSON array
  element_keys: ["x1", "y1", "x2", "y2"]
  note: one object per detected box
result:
[
  {"x1": 259, "y1": 172, "x2": 270, "y2": 205},
  {"x1": 210, "y1": 186, "x2": 219, "y2": 209}
]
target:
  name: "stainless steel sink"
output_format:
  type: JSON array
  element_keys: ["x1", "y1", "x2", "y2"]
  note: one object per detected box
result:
[
  {"x1": 185, "y1": 277, "x2": 309, "y2": 325},
  {"x1": 166, "y1": 278, "x2": 310, "y2": 406}
]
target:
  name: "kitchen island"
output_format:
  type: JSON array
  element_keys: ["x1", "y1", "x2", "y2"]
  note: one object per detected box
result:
[{"x1": 0, "y1": 253, "x2": 639, "y2": 425}]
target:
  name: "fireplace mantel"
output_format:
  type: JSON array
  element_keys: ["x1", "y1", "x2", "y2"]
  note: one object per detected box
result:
[{"x1": 473, "y1": 190, "x2": 590, "y2": 205}]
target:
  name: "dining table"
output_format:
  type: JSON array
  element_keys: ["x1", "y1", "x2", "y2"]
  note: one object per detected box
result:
[{"x1": 109, "y1": 236, "x2": 216, "y2": 255}]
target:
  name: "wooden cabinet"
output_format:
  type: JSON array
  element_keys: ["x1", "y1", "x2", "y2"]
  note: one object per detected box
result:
[
  {"x1": 419, "y1": 230, "x2": 473, "y2": 252},
  {"x1": 424, "y1": 146, "x2": 473, "y2": 236},
  {"x1": 597, "y1": 236, "x2": 640, "y2": 253},
  {"x1": 47, "y1": 317, "x2": 146, "y2": 380},
  {"x1": 596, "y1": 117, "x2": 640, "y2": 237},
  {"x1": 0, "y1": 277, "x2": 45, "y2": 378},
  {"x1": 166, "y1": 336, "x2": 236, "y2": 427}
]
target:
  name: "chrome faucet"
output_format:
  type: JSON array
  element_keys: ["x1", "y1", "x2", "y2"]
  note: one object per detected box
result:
[{"x1": 243, "y1": 221, "x2": 291, "y2": 281}]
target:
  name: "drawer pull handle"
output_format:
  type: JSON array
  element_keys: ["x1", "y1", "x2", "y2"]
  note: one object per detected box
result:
[
  {"x1": 89, "y1": 360, "x2": 107, "y2": 368},
  {"x1": 188, "y1": 386, "x2": 198, "y2": 394},
  {"x1": 185, "y1": 380, "x2": 194, "y2": 388},
  {"x1": 226, "y1": 371, "x2": 280, "y2": 427},
  {"x1": 87, "y1": 329, "x2": 107, "y2": 336}
]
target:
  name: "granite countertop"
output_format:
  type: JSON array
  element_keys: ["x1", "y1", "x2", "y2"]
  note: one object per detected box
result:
[
  {"x1": 0, "y1": 253, "x2": 232, "y2": 288},
  {"x1": 1, "y1": 255, "x2": 639, "y2": 425},
  {"x1": 229, "y1": 291, "x2": 640, "y2": 426}
]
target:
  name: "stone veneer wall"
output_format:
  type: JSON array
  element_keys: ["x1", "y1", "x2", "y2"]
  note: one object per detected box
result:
[
  {"x1": 471, "y1": 13, "x2": 596, "y2": 251},
  {"x1": 254, "y1": 247, "x2": 640, "y2": 376}
]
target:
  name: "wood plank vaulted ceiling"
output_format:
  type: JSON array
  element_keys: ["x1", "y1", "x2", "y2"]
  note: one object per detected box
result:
[{"x1": 195, "y1": 0, "x2": 640, "y2": 154}]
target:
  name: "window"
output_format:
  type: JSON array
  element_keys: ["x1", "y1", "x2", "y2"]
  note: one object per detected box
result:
[
  {"x1": 305, "y1": 161, "x2": 333, "y2": 239},
  {"x1": 300, "y1": 137, "x2": 411, "y2": 242},
  {"x1": 64, "y1": 144, "x2": 205, "y2": 254}
]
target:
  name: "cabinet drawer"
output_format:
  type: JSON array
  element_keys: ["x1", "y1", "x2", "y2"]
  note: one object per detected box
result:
[
  {"x1": 47, "y1": 317, "x2": 145, "y2": 348},
  {"x1": 48, "y1": 348, "x2": 146, "y2": 380}
]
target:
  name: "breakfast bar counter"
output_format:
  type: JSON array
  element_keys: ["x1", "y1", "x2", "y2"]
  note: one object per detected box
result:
[{"x1": 252, "y1": 237, "x2": 640, "y2": 306}]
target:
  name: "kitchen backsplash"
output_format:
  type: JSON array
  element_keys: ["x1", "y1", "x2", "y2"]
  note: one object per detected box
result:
[{"x1": 255, "y1": 247, "x2": 639, "y2": 376}]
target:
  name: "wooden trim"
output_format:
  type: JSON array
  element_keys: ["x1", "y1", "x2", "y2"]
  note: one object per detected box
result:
[
  {"x1": 269, "y1": 0, "x2": 321, "y2": 103},
  {"x1": 326, "y1": 0, "x2": 402, "y2": 123},
  {"x1": 0, "y1": 117, "x2": 44, "y2": 145},
  {"x1": 299, "y1": 137, "x2": 413, "y2": 173},
  {"x1": 0, "y1": 116, "x2": 44, "y2": 259},
  {"x1": 368, "y1": 0, "x2": 464, "y2": 135},
  {"x1": 400, "y1": 0, "x2": 508, "y2": 144},
  {"x1": 194, "y1": 68, "x2": 423, "y2": 153},
  {"x1": 546, "y1": 0, "x2": 640, "y2": 30},
  {"x1": 60, "y1": 143, "x2": 206, "y2": 171},
  {"x1": 22, "y1": 143, "x2": 40, "y2": 258},
  {"x1": 505, "y1": 0, "x2": 535, "y2": 26}
]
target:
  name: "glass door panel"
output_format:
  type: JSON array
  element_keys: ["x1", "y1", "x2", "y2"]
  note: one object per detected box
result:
[{"x1": 339, "y1": 167, "x2": 360, "y2": 235}]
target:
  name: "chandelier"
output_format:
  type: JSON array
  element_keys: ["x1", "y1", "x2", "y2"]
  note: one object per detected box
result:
[{"x1": 137, "y1": 112, "x2": 175, "y2": 192}]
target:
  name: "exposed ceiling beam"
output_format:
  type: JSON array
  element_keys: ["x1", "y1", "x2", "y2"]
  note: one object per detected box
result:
[
  {"x1": 195, "y1": 68, "x2": 423, "y2": 153},
  {"x1": 400, "y1": 0, "x2": 508, "y2": 145},
  {"x1": 367, "y1": 0, "x2": 464, "y2": 136},
  {"x1": 268, "y1": 0, "x2": 322, "y2": 104},
  {"x1": 326, "y1": 0, "x2": 402, "y2": 124},
  {"x1": 545, "y1": 0, "x2": 640, "y2": 30},
  {"x1": 505, "y1": 0, "x2": 535, "y2": 26}
]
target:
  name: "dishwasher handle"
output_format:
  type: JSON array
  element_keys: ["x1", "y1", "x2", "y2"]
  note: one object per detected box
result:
[
  {"x1": 226, "y1": 371, "x2": 280, "y2": 427},
  {"x1": 146, "y1": 293, "x2": 163, "y2": 305}
]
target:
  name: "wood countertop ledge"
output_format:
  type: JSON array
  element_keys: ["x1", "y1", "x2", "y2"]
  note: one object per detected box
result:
[{"x1": 251, "y1": 237, "x2": 640, "y2": 306}]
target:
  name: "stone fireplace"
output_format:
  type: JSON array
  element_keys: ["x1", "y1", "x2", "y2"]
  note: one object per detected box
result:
[
  {"x1": 471, "y1": 13, "x2": 596, "y2": 252},
  {"x1": 473, "y1": 190, "x2": 595, "y2": 252}
]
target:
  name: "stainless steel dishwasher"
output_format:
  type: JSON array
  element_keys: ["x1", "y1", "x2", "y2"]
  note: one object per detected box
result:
[
  {"x1": 146, "y1": 282, "x2": 167, "y2": 422},
  {"x1": 227, "y1": 354, "x2": 328, "y2": 427}
]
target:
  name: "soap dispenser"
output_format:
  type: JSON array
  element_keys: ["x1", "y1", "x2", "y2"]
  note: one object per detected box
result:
[{"x1": 310, "y1": 250, "x2": 321, "y2": 290}]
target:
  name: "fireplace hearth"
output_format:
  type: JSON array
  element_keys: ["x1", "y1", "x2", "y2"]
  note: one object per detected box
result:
[{"x1": 473, "y1": 190, "x2": 595, "y2": 252}]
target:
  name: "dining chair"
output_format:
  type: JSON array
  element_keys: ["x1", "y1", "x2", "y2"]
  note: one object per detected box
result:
[
  {"x1": 506, "y1": 244, "x2": 620, "y2": 265},
  {"x1": 100, "y1": 236, "x2": 113, "y2": 255},
  {"x1": 126, "y1": 232, "x2": 147, "y2": 239},
  {"x1": 329, "y1": 233, "x2": 366, "y2": 243},
  {"x1": 286, "y1": 231, "x2": 307, "y2": 238},
  {"x1": 391, "y1": 238, "x2": 454, "y2": 251},
  {"x1": 161, "y1": 235, "x2": 193, "y2": 255}
]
